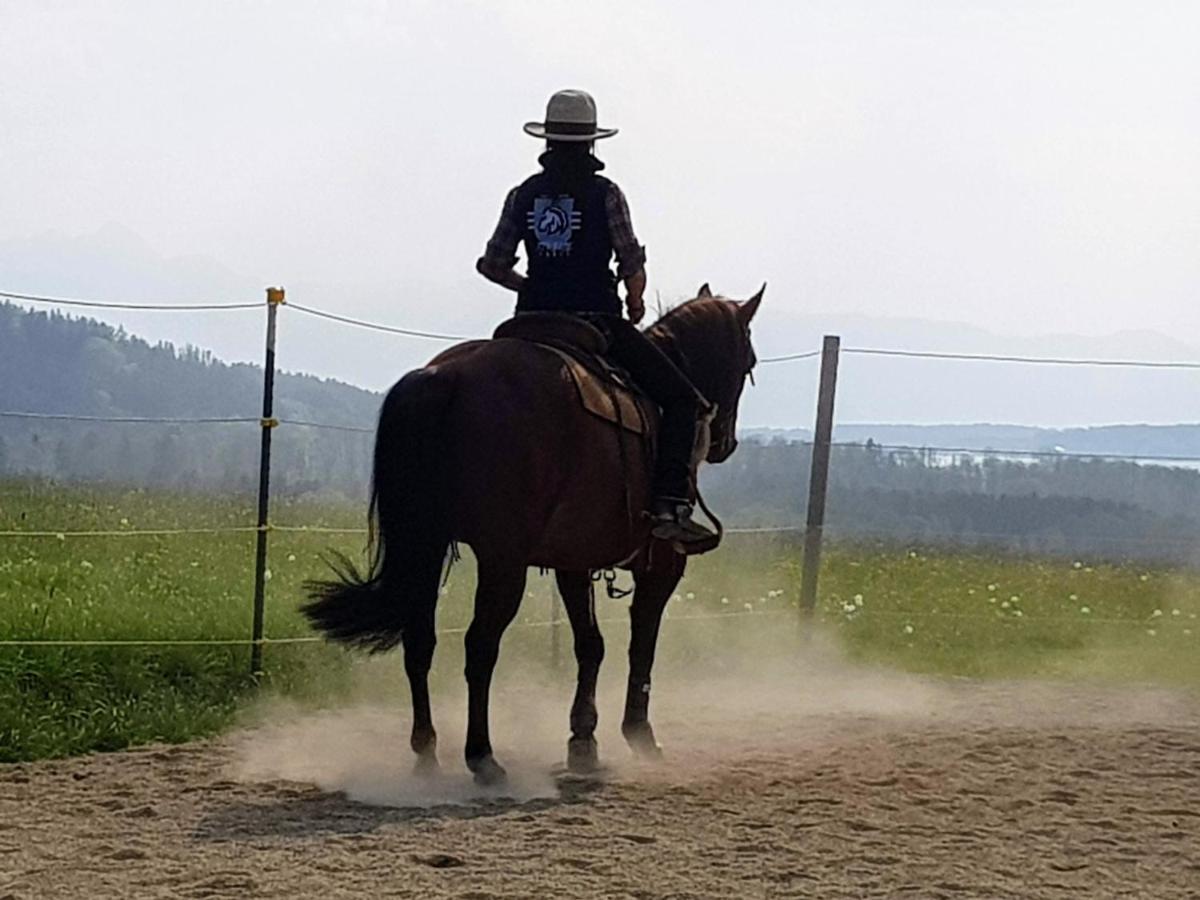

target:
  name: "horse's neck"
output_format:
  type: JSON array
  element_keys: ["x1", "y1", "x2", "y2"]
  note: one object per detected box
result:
[
  {"x1": 646, "y1": 326, "x2": 688, "y2": 375},
  {"x1": 647, "y1": 319, "x2": 711, "y2": 399}
]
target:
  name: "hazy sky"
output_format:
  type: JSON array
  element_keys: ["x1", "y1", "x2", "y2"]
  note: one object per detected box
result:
[{"x1": 2, "y1": 1, "x2": 1198, "y2": 425}]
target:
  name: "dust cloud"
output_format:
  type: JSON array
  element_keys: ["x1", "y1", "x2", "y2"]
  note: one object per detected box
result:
[
  {"x1": 233, "y1": 704, "x2": 562, "y2": 807},
  {"x1": 230, "y1": 598, "x2": 1199, "y2": 809},
  {"x1": 230, "y1": 623, "x2": 954, "y2": 808}
]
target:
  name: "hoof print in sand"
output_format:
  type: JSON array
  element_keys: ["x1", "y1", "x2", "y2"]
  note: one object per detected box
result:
[
  {"x1": 617, "y1": 833, "x2": 657, "y2": 845},
  {"x1": 412, "y1": 852, "x2": 466, "y2": 869},
  {"x1": 108, "y1": 848, "x2": 149, "y2": 861}
]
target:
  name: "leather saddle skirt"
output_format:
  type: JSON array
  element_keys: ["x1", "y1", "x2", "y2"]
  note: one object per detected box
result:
[{"x1": 493, "y1": 313, "x2": 654, "y2": 435}]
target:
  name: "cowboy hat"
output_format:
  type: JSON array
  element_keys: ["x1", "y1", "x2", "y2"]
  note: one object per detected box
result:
[{"x1": 523, "y1": 89, "x2": 618, "y2": 142}]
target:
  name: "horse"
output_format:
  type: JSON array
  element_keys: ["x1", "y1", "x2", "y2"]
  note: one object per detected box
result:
[{"x1": 303, "y1": 283, "x2": 764, "y2": 785}]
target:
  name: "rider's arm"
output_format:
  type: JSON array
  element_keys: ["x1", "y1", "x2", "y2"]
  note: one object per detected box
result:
[
  {"x1": 606, "y1": 183, "x2": 648, "y2": 324},
  {"x1": 476, "y1": 258, "x2": 527, "y2": 293},
  {"x1": 476, "y1": 187, "x2": 527, "y2": 293},
  {"x1": 623, "y1": 269, "x2": 647, "y2": 325}
]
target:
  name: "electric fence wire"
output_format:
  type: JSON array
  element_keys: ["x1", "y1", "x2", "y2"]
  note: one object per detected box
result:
[
  {"x1": 9, "y1": 285, "x2": 1200, "y2": 369},
  {"x1": 758, "y1": 350, "x2": 821, "y2": 364},
  {"x1": 0, "y1": 608, "x2": 790, "y2": 647},
  {"x1": 287, "y1": 302, "x2": 473, "y2": 342},
  {"x1": 5, "y1": 285, "x2": 1197, "y2": 654},
  {"x1": 277, "y1": 418, "x2": 374, "y2": 434},
  {"x1": 842, "y1": 346, "x2": 1200, "y2": 370},
  {"x1": 829, "y1": 441, "x2": 1200, "y2": 465},
  {"x1": 821, "y1": 525, "x2": 1200, "y2": 548},
  {"x1": 0, "y1": 411, "x2": 260, "y2": 425},
  {"x1": 2, "y1": 604, "x2": 1188, "y2": 648},
  {"x1": 1, "y1": 289, "x2": 259, "y2": 312},
  {"x1": 0, "y1": 526, "x2": 261, "y2": 538}
]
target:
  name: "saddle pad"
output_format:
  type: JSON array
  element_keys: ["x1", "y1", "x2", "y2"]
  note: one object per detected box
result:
[{"x1": 539, "y1": 344, "x2": 650, "y2": 435}]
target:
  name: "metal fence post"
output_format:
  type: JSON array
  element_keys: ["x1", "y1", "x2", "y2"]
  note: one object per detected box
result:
[
  {"x1": 800, "y1": 335, "x2": 841, "y2": 620},
  {"x1": 250, "y1": 286, "x2": 284, "y2": 675}
]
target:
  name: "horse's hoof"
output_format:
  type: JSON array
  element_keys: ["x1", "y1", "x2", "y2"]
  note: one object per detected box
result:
[
  {"x1": 467, "y1": 754, "x2": 508, "y2": 787},
  {"x1": 567, "y1": 737, "x2": 600, "y2": 774},
  {"x1": 413, "y1": 752, "x2": 441, "y2": 778},
  {"x1": 622, "y1": 722, "x2": 664, "y2": 761}
]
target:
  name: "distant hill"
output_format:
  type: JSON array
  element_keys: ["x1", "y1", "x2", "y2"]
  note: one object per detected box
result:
[
  {"x1": 4, "y1": 300, "x2": 1200, "y2": 562},
  {"x1": 0, "y1": 302, "x2": 379, "y2": 495},
  {"x1": 4, "y1": 224, "x2": 1200, "y2": 427},
  {"x1": 744, "y1": 424, "x2": 1200, "y2": 461}
]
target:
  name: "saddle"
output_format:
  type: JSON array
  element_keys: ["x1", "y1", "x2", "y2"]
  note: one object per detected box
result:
[{"x1": 492, "y1": 313, "x2": 654, "y2": 436}]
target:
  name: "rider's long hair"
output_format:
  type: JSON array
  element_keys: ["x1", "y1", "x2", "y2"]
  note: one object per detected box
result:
[{"x1": 539, "y1": 141, "x2": 604, "y2": 191}]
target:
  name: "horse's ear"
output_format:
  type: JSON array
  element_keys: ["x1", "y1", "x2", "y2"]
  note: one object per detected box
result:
[
  {"x1": 698, "y1": 283, "x2": 713, "y2": 298},
  {"x1": 739, "y1": 283, "x2": 766, "y2": 324}
]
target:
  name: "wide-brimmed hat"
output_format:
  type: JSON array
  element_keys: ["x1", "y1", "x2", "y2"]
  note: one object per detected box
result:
[{"x1": 523, "y1": 89, "x2": 618, "y2": 142}]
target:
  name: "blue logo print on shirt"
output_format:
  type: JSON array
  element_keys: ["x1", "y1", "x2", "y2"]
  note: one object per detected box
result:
[{"x1": 527, "y1": 195, "x2": 582, "y2": 256}]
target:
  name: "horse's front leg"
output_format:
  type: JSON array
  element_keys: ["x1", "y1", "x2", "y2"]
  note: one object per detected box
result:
[
  {"x1": 464, "y1": 558, "x2": 527, "y2": 786},
  {"x1": 622, "y1": 547, "x2": 686, "y2": 759},
  {"x1": 555, "y1": 570, "x2": 604, "y2": 773}
]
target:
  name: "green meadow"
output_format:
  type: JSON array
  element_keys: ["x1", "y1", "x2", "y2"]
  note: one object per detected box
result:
[{"x1": 1, "y1": 480, "x2": 1197, "y2": 762}]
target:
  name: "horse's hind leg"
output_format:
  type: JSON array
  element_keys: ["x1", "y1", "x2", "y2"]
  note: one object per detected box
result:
[
  {"x1": 404, "y1": 599, "x2": 439, "y2": 775},
  {"x1": 555, "y1": 570, "x2": 604, "y2": 774},
  {"x1": 464, "y1": 558, "x2": 527, "y2": 786},
  {"x1": 402, "y1": 539, "x2": 449, "y2": 775},
  {"x1": 622, "y1": 548, "x2": 686, "y2": 759}
]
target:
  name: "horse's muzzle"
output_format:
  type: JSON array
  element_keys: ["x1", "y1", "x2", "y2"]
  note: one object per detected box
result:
[{"x1": 708, "y1": 436, "x2": 737, "y2": 463}]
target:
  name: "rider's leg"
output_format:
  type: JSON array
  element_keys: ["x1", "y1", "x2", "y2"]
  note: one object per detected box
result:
[{"x1": 601, "y1": 318, "x2": 717, "y2": 548}]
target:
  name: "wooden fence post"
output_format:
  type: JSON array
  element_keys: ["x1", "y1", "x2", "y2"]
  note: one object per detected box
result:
[
  {"x1": 250, "y1": 287, "x2": 284, "y2": 675},
  {"x1": 800, "y1": 335, "x2": 841, "y2": 621}
]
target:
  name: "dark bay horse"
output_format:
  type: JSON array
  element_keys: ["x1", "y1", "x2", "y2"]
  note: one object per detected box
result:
[{"x1": 304, "y1": 285, "x2": 764, "y2": 784}]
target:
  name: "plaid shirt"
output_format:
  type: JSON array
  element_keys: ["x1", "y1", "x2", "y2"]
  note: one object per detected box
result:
[{"x1": 481, "y1": 181, "x2": 647, "y2": 279}]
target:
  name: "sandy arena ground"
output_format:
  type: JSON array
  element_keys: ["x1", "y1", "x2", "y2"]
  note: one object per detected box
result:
[{"x1": 2, "y1": 664, "x2": 1198, "y2": 899}]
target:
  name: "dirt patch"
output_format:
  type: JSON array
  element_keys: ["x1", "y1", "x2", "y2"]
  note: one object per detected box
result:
[{"x1": 1, "y1": 667, "x2": 1198, "y2": 899}]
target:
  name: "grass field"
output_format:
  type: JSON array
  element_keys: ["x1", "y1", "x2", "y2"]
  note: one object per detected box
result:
[{"x1": 1, "y1": 480, "x2": 1197, "y2": 762}]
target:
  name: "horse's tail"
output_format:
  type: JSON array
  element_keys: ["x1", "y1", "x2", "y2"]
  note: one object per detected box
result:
[{"x1": 302, "y1": 368, "x2": 453, "y2": 653}]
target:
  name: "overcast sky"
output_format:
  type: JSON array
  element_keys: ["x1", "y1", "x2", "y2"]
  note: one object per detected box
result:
[{"x1": 2, "y1": 1, "x2": 1197, "y2": 425}]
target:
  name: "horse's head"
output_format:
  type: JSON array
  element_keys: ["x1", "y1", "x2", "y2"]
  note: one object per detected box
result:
[{"x1": 648, "y1": 282, "x2": 764, "y2": 464}]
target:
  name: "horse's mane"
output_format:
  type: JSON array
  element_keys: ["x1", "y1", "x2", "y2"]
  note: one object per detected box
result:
[{"x1": 646, "y1": 297, "x2": 744, "y2": 375}]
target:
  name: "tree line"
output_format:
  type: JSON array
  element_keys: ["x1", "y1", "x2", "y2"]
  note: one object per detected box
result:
[
  {"x1": 700, "y1": 440, "x2": 1200, "y2": 562},
  {"x1": 4, "y1": 301, "x2": 1198, "y2": 562}
]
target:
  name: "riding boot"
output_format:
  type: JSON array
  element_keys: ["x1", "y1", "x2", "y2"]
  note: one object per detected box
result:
[
  {"x1": 649, "y1": 497, "x2": 719, "y2": 553},
  {"x1": 649, "y1": 407, "x2": 718, "y2": 553}
]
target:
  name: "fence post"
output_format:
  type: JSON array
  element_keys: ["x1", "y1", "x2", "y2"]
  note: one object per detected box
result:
[
  {"x1": 800, "y1": 334, "x2": 841, "y2": 621},
  {"x1": 250, "y1": 286, "x2": 284, "y2": 675}
]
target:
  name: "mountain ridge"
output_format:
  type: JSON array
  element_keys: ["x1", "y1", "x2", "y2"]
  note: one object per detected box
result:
[
  {"x1": 3, "y1": 301, "x2": 1198, "y2": 462},
  {"x1": 2, "y1": 224, "x2": 1198, "y2": 427}
]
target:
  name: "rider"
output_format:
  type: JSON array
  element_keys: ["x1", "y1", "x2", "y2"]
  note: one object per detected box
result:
[{"x1": 476, "y1": 89, "x2": 716, "y2": 550}]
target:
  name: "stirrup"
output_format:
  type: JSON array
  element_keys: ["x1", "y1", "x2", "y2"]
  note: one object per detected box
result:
[{"x1": 649, "y1": 501, "x2": 721, "y2": 555}]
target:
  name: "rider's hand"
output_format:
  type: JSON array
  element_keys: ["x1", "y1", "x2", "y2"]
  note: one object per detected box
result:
[{"x1": 626, "y1": 297, "x2": 646, "y2": 325}]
